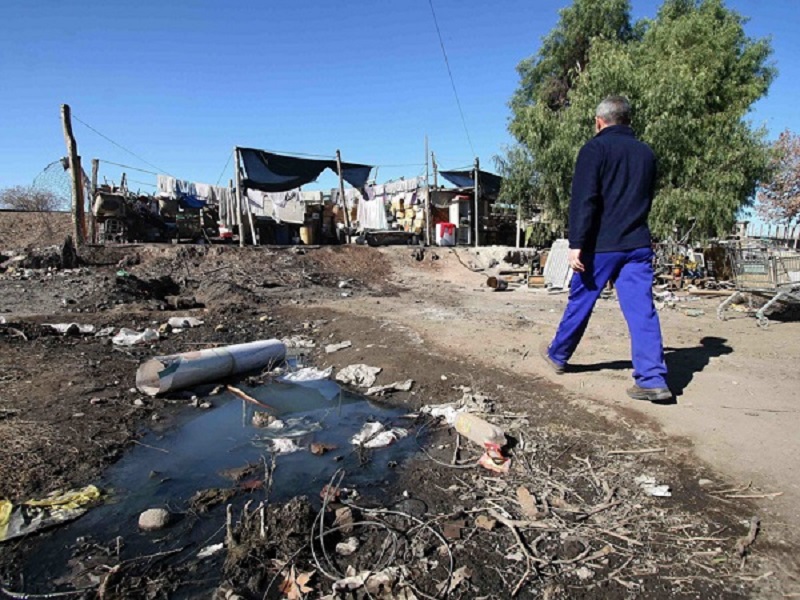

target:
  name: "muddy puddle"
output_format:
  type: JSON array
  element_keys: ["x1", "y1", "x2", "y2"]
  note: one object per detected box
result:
[{"x1": 16, "y1": 375, "x2": 419, "y2": 594}]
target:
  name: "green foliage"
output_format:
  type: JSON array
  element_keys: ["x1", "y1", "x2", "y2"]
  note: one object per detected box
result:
[
  {"x1": 513, "y1": 0, "x2": 635, "y2": 111},
  {"x1": 507, "y1": 0, "x2": 775, "y2": 241},
  {"x1": 494, "y1": 146, "x2": 536, "y2": 210}
]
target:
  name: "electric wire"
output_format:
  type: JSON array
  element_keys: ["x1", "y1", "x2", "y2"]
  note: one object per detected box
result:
[
  {"x1": 127, "y1": 179, "x2": 157, "y2": 188},
  {"x1": 427, "y1": 0, "x2": 476, "y2": 157},
  {"x1": 215, "y1": 151, "x2": 233, "y2": 186},
  {"x1": 98, "y1": 159, "x2": 159, "y2": 176},
  {"x1": 72, "y1": 114, "x2": 175, "y2": 177}
]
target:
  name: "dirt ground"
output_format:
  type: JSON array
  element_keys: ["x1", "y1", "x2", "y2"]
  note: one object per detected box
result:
[{"x1": 0, "y1": 214, "x2": 798, "y2": 598}]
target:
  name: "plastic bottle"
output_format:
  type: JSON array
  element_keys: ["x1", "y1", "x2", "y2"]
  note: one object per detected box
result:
[{"x1": 454, "y1": 413, "x2": 506, "y2": 449}]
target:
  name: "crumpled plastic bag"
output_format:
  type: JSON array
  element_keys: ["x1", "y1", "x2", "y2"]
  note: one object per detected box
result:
[
  {"x1": 112, "y1": 327, "x2": 159, "y2": 346},
  {"x1": 0, "y1": 484, "x2": 102, "y2": 543},
  {"x1": 351, "y1": 422, "x2": 408, "y2": 448},
  {"x1": 336, "y1": 364, "x2": 382, "y2": 388}
]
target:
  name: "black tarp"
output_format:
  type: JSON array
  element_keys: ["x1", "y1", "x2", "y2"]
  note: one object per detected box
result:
[
  {"x1": 239, "y1": 148, "x2": 373, "y2": 192},
  {"x1": 439, "y1": 169, "x2": 503, "y2": 196}
]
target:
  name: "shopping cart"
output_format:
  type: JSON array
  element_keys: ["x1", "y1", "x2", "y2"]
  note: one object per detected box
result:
[{"x1": 717, "y1": 242, "x2": 800, "y2": 326}]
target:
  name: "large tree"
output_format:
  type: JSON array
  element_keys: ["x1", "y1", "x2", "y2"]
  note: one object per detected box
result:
[
  {"x1": 756, "y1": 130, "x2": 800, "y2": 226},
  {"x1": 0, "y1": 186, "x2": 62, "y2": 212},
  {"x1": 507, "y1": 0, "x2": 775, "y2": 240}
]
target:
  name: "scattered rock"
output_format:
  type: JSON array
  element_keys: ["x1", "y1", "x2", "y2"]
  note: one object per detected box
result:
[
  {"x1": 325, "y1": 340, "x2": 352, "y2": 354},
  {"x1": 138, "y1": 508, "x2": 172, "y2": 531}
]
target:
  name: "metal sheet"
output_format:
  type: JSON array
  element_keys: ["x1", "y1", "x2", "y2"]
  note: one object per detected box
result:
[{"x1": 544, "y1": 239, "x2": 573, "y2": 290}]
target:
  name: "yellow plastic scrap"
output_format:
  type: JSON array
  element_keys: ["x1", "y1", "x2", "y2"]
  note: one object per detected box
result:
[
  {"x1": 0, "y1": 485, "x2": 103, "y2": 543},
  {"x1": 24, "y1": 484, "x2": 102, "y2": 510},
  {"x1": 0, "y1": 499, "x2": 12, "y2": 541}
]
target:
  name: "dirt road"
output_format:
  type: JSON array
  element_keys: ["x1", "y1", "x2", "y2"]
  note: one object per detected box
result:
[{"x1": 330, "y1": 247, "x2": 800, "y2": 547}]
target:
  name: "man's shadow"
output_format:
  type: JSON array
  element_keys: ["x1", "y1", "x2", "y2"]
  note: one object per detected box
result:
[{"x1": 568, "y1": 336, "x2": 733, "y2": 398}]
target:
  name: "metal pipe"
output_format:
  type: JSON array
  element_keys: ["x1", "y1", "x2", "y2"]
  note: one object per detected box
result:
[{"x1": 136, "y1": 339, "x2": 286, "y2": 396}]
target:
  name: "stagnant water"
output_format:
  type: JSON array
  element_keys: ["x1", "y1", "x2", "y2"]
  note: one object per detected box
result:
[{"x1": 15, "y1": 376, "x2": 420, "y2": 594}]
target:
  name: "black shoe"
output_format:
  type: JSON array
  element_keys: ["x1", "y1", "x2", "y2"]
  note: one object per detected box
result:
[
  {"x1": 539, "y1": 341, "x2": 565, "y2": 374},
  {"x1": 626, "y1": 385, "x2": 673, "y2": 402}
]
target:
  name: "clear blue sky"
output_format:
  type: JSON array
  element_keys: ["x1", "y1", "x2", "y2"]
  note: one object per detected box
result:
[{"x1": 1, "y1": 0, "x2": 798, "y2": 193}]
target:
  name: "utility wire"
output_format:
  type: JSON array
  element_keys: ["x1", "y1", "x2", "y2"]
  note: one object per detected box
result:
[
  {"x1": 99, "y1": 159, "x2": 159, "y2": 176},
  {"x1": 427, "y1": 0, "x2": 476, "y2": 157},
  {"x1": 251, "y1": 147, "x2": 335, "y2": 159},
  {"x1": 127, "y1": 179, "x2": 157, "y2": 188},
  {"x1": 72, "y1": 114, "x2": 175, "y2": 177},
  {"x1": 216, "y1": 151, "x2": 233, "y2": 186}
]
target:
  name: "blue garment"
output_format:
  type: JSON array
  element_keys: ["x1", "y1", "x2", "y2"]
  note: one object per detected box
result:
[
  {"x1": 548, "y1": 248, "x2": 668, "y2": 389},
  {"x1": 569, "y1": 125, "x2": 656, "y2": 253}
]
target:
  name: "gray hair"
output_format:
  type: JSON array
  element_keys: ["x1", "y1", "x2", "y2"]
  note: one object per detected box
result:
[{"x1": 596, "y1": 96, "x2": 631, "y2": 125}]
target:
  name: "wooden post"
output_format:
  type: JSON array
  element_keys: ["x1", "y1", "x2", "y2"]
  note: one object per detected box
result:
[
  {"x1": 473, "y1": 157, "x2": 480, "y2": 247},
  {"x1": 90, "y1": 158, "x2": 99, "y2": 244},
  {"x1": 515, "y1": 201, "x2": 521, "y2": 249},
  {"x1": 234, "y1": 147, "x2": 244, "y2": 247},
  {"x1": 432, "y1": 152, "x2": 438, "y2": 189},
  {"x1": 235, "y1": 148, "x2": 258, "y2": 246},
  {"x1": 228, "y1": 178, "x2": 234, "y2": 229},
  {"x1": 60, "y1": 104, "x2": 85, "y2": 245},
  {"x1": 424, "y1": 135, "x2": 431, "y2": 246},
  {"x1": 335, "y1": 149, "x2": 352, "y2": 244}
]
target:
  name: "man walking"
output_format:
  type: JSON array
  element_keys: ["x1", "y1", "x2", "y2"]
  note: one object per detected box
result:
[{"x1": 541, "y1": 96, "x2": 671, "y2": 402}]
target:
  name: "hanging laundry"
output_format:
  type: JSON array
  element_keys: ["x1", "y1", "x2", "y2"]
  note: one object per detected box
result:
[{"x1": 195, "y1": 183, "x2": 213, "y2": 201}]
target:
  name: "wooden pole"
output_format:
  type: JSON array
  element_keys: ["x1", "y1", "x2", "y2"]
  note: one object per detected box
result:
[
  {"x1": 228, "y1": 178, "x2": 234, "y2": 229},
  {"x1": 60, "y1": 104, "x2": 85, "y2": 245},
  {"x1": 516, "y1": 201, "x2": 521, "y2": 249},
  {"x1": 432, "y1": 152, "x2": 438, "y2": 189},
  {"x1": 473, "y1": 157, "x2": 480, "y2": 247},
  {"x1": 335, "y1": 149, "x2": 352, "y2": 244},
  {"x1": 424, "y1": 135, "x2": 431, "y2": 246},
  {"x1": 234, "y1": 147, "x2": 244, "y2": 247},
  {"x1": 235, "y1": 148, "x2": 258, "y2": 246},
  {"x1": 90, "y1": 158, "x2": 99, "y2": 244}
]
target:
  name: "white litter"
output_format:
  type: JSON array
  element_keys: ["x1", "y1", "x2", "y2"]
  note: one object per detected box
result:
[
  {"x1": 366, "y1": 379, "x2": 414, "y2": 396},
  {"x1": 282, "y1": 336, "x2": 316, "y2": 349},
  {"x1": 420, "y1": 403, "x2": 465, "y2": 426},
  {"x1": 351, "y1": 422, "x2": 408, "y2": 449},
  {"x1": 336, "y1": 537, "x2": 360, "y2": 556},
  {"x1": 336, "y1": 364, "x2": 382, "y2": 388},
  {"x1": 268, "y1": 438, "x2": 302, "y2": 454},
  {"x1": 167, "y1": 317, "x2": 204, "y2": 329},
  {"x1": 112, "y1": 328, "x2": 160, "y2": 346},
  {"x1": 46, "y1": 323, "x2": 96, "y2": 335},
  {"x1": 278, "y1": 366, "x2": 333, "y2": 383},
  {"x1": 197, "y1": 543, "x2": 224, "y2": 559},
  {"x1": 325, "y1": 340, "x2": 352, "y2": 353},
  {"x1": 94, "y1": 327, "x2": 116, "y2": 337},
  {"x1": 260, "y1": 417, "x2": 322, "y2": 439},
  {"x1": 635, "y1": 475, "x2": 672, "y2": 497}
]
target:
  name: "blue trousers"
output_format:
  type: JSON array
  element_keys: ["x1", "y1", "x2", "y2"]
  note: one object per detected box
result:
[{"x1": 549, "y1": 247, "x2": 668, "y2": 389}]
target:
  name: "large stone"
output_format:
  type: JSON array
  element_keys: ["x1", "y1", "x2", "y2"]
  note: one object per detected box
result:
[{"x1": 138, "y1": 508, "x2": 172, "y2": 531}]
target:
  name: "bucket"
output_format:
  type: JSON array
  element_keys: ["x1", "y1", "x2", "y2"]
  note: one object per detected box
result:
[
  {"x1": 486, "y1": 276, "x2": 508, "y2": 291},
  {"x1": 299, "y1": 225, "x2": 315, "y2": 245},
  {"x1": 436, "y1": 222, "x2": 456, "y2": 246}
]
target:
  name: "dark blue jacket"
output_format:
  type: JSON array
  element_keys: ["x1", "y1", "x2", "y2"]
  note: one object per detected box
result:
[{"x1": 568, "y1": 125, "x2": 656, "y2": 253}]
